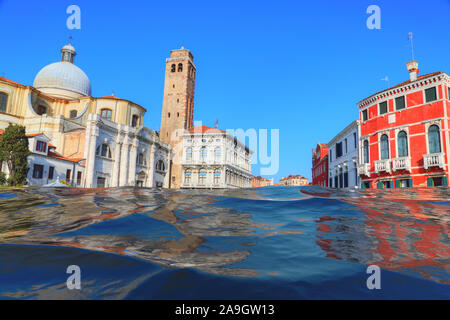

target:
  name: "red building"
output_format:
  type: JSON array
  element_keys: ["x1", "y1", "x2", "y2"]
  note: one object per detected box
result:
[
  {"x1": 312, "y1": 143, "x2": 328, "y2": 187},
  {"x1": 357, "y1": 61, "x2": 449, "y2": 188}
]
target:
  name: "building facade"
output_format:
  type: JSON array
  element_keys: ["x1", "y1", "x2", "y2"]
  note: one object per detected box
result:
[
  {"x1": 328, "y1": 120, "x2": 360, "y2": 189},
  {"x1": 251, "y1": 176, "x2": 272, "y2": 188},
  {"x1": 279, "y1": 175, "x2": 309, "y2": 186},
  {"x1": 357, "y1": 61, "x2": 449, "y2": 188},
  {"x1": 0, "y1": 43, "x2": 171, "y2": 187},
  {"x1": 180, "y1": 126, "x2": 252, "y2": 189},
  {"x1": 312, "y1": 143, "x2": 328, "y2": 187}
]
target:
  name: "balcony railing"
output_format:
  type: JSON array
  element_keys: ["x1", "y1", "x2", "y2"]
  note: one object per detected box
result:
[
  {"x1": 423, "y1": 153, "x2": 445, "y2": 170},
  {"x1": 392, "y1": 156, "x2": 411, "y2": 172},
  {"x1": 374, "y1": 159, "x2": 391, "y2": 174},
  {"x1": 357, "y1": 163, "x2": 370, "y2": 176}
]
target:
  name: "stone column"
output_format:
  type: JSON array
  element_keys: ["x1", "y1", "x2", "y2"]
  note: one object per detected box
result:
[
  {"x1": 85, "y1": 121, "x2": 99, "y2": 188},
  {"x1": 128, "y1": 137, "x2": 139, "y2": 186},
  {"x1": 147, "y1": 143, "x2": 156, "y2": 187},
  {"x1": 163, "y1": 149, "x2": 171, "y2": 188},
  {"x1": 111, "y1": 133, "x2": 122, "y2": 187},
  {"x1": 119, "y1": 135, "x2": 130, "y2": 186}
]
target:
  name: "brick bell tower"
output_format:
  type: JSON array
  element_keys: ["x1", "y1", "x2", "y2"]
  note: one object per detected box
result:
[{"x1": 160, "y1": 46, "x2": 196, "y2": 188}]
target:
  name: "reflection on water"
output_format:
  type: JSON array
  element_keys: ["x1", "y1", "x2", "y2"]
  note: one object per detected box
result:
[{"x1": 0, "y1": 186, "x2": 449, "y2": 299}]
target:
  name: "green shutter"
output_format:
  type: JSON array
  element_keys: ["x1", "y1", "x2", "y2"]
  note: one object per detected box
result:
[
  {"x1": 377, "y1": 181, "x2": 383, "y2": 189},
  {"x1": 395, "y1": 180, "x2": 400, "y2": 188},
  {"x1": 361, "y1": 182, "x2": 365, "y2": 190},
  {"x1": 443, "y1": 176, "x2": 448, "y2": 187},
  {"x1": 427, "y1": 177, "x2": 433, "y2": 187},
  {"x1": 408, "y1": 179, "x2": 413, "y2": 187}
]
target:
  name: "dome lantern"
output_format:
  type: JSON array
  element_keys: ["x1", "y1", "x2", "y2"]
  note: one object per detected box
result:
[{"x1": 61, "y1": 43, "x2": 76, "y2": 63}]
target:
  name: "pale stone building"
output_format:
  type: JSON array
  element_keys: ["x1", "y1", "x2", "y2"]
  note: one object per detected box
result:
[
  {"x1": 0, "y1": 43, "x2": 171, "y2": 187},
  {"x1": 181, "y1": 126, "x2": 252, "y2": 188},
  {"x1": 279, "y1": 175, "x2": 309, "y2": 186},
  {"x1": 327, "y1": 120, "x2": 360, "y2": 189}
]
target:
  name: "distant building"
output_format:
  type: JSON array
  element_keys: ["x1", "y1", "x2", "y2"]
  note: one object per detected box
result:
[
  {"x1": 279, "y1": 175, "x2": 308, "y2": 186},
  {"x1": 181, "y1": 126, "x2": 252, "y2": 189},
  {"x1": 357, "y1": 61, "x2": 449, "y2": 188},
  {"x1": 251, "y1": 175, "x2": 272, "y2": 187},
  {"x1": 312, "y1": 143, "x2": 328, "y2": 187},
  {"x1": 328, "y1": 120, "x2": 360, "y2": 189}
]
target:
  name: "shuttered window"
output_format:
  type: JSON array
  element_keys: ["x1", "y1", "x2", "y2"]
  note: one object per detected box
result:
[
  {"x1": 0, "y1": 92, "x2": 7, "y2": 113},
  {"x1": 425, "y1": 87, "x2": 437, "y2": 103},
  {"x1": 379, "y1": 101, "x2": 388, "y2": 115},
  {"x1": 395, "y1": 96, "x2": 405, "y2": 110},
  {"x1": 362, "y1": 109, "x2": 368, "y2": 121}
]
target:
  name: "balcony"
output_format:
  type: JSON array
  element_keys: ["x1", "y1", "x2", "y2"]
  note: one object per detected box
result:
[
  {"x1": 357, "y1": 163, "x2": 370, "y2": 176},
  {"x1": 374, "y1": 159, "x2": 391, "y2": 174},
  {"x1": 392, "y1": 157, "x2": 411, "y2": 172},
  {"x1": 423, "y1": 153, "x2": 445, "y2": 170}
]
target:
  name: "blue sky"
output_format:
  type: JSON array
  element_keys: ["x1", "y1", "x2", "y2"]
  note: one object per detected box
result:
[{"x1": 0, "y1": 0, "x2": 449, "y2": 182}]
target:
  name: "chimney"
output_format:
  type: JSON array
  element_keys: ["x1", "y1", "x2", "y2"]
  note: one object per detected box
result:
[{"x1": 406, "y1": 60, "x2": 419, "y2": 82}]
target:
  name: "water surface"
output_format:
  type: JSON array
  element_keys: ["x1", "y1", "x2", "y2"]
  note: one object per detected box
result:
[{"x1": 0, "y1": 186, "x2": 448, "y2": 299}]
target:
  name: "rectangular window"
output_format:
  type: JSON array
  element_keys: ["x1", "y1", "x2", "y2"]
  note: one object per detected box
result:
[
  {"x1": 344, "y1": 139, "x2": 348, "y2": 154},
  {"x1": 344, "y1": 172, "x2": 348, "y2": 188},
  {"x1": 336, "y1": 142, "x2": 343, "y2": 158},
  {"x1": 362, "y1": 109, "x2": 368, "y2": 122},
  {"x1": 329, "y1": 150, "x2": 332, "y2": 161},
  {"x1": 32, "y1": 164, "x2": 44, "y2": 179},
  {"x1": 329, "y1": 178, "x2": 332, "y2": 187},
  {"x1": 77, "y1": 171, "x2": 82, "y2": 185},
  {"x1": 66, "y1": 169, "x2": 71, "y2": 181},
  {"x1": 0, "y1": 92, "x2": 7, "y2": 113},
  {"x1": 353, "y1": 132, "x2": 357, "y2": 148},
  {"x1": 395, "y1": 96, "x2": 406, "y2": 110},
  {"x1": 36, "y1": 141, "x2": 47, "y2": 153},
  {"x1": 379, "y1": 101, "x2": 388, "y2": 115},
  {"x1": 48, "y1": 166, "x2": 54, "y2": 180},
  {"x1": 425, "y1": 87, "x2": 437, "y2": 103}
]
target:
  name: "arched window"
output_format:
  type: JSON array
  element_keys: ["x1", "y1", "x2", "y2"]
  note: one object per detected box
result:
[
  {"x1": 178, "y1": 63, "x2": 183, "y2": 72},
  {"x1": 199, "y1": 168, "x2": 206, "y2": 185},
  {"x1": 184, "y1": 169, "x2": 191, "y2": 184},
  {"x1": 214, "y1": 147, "x2": 221, "y2": 162},
  {"x1": 171, "y1": 64, "x2": 176, "y2": 72},
  {"x1": 380, "y1": 134, "x2": 389, "y2": 160},
  {"x1": 428, "y1": 125, "x2": 441, "y2": 154},
  {"x1": 363, "y1": 140, "x2": 369, "y2": 164},
  {"x1": 186, "y1": 147, "x2": 192, "y2": 161},
  {"x1": 96, "y1": 143, "x2": 112, "y2": 158},
  {"x1": 0, "y1": 92, "x2": 8, "y2": 113},
  {"x1": 70, "y1": 110, "x2": 77, "y2": 118},
  {"x1": 200, "y1": 146, "x2": 207, "y2": 161},
  {"x1": 37, "y1": 105, "x2": 47, "y2": 115},
  {"x1": 100, "y1": 108, "x2": 112, "y2": 120},
  {"x1": 397, "y1": 131, "x2": 408, "y2": 157},
  {"x1": 214, "y1": 169, "x2": 221, "y2": 185},
  {"x1": 168, "y1": 112, "x2": 171, "y2": 118},
  {"x1": 156, "y1": 160, "x2": 165, "y2": 172},
  {"x1": 131, "y1": 114, "x2": 139, "y2": 127}
]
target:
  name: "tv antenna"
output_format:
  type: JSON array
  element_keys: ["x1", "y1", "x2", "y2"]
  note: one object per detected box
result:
[{"x1": 408, "y1": 32, "x2": 415, "y2": 60}]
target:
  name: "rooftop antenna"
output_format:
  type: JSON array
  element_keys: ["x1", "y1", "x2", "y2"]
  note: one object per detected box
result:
[
  {"x1": 408, "y1": 32, "x2": 415, "y2": 60},
  {"x1": 214, "y1": 118, "x2": 218, "y2": 129},
  {"x1": 381, "y1": 76, "x2": 390, "y2": 87},
  {"x1": 68, "y1": 35, "x2": 73, "y2": 44}
]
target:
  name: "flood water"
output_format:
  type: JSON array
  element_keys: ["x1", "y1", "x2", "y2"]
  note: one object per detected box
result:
[{"x1": 0, "y1": 186, "x2": 448, "y2": 299}]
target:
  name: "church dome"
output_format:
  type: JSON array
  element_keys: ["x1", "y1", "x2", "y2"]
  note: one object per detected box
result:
[{"x1": 33, "y1": 43, "x2": 91, "y2": 99}]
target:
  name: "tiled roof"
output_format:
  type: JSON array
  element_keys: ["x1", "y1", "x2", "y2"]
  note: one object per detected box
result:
[
  {"x1": 358, "y1": 71, "x2": 443, "y2": 104},
  {"x1": 97, "y1": 95, "x2": 121, "y2": 100},
  {"x1": 47, "y1": 151, "x2": 83, "y2": 162},
  {"x1": 187, "y1": 126, "x2": 226, "y2": 134}
]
